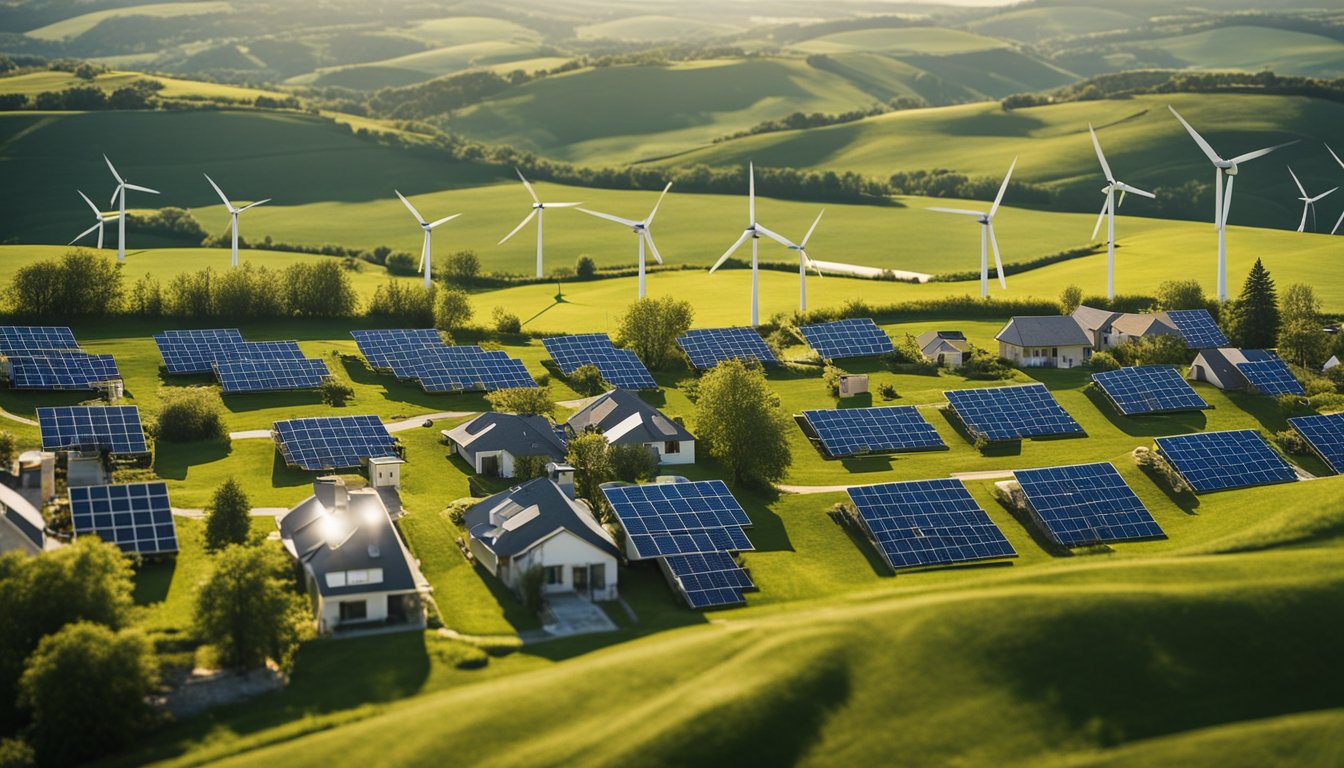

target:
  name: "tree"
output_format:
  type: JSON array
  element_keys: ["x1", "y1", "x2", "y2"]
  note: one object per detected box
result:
[
  {"x1": 6, "y1": 250, "x2": 123, "y2": 317},
  {"x1": 1125, "y1": 333, "x2": 1191, "y2": 366},
  {"x1": 283, "y1": 261, "x2": 357, "y2": 317},
  {"x1": 155, "y1": 387, "x2": 226, "y2": 442},
  {"x1": 610, "y1": 444, "x2": 657, "y2": 483},
  {"x1": 320, "y1": 379, "x2": 355, "y2": 406},
  {"x1": 435, "y1": 285, "x2": 474, "y2": 330},
  {"x1": 367, "y1": 281, "x2": 435, "y2": 325},
  {"x1": 565, "y1": 432, "x2": 614, "y2": 505},
  {"x1": 441, "y1": 250, "x2": 481, "y2": 284},
  {"x1": 575, "y1": 255, "x2": 597, "y2": 280},
  {"x1": 0, "y1": 431, "x2": 15, "y2": 466},
  {"x1": 1059, "y1": 284, "x2": 1083, "y2": 314},
  {"x1": 568, "y1": 363, "x2": 607, "y2": 396},
  {"x1": 72, "y1": 63, "x2": 99, "y2": 81},
  {"x1": 1155, "y1": 279, "x2": 1209, "y2": 311},
  {"x1": 1277, "y1": 283, "x2": 1327, "y2": 367},
  {"x1": 1227, "y1": 259, "x2": 1279, "y2": 348},
  {"x1": 491, "y1": 306, "x2": 521, "y2": 333},
  {"x1": 486, "y1": 387, "x2": 555, "y2": 417},
  {"x1": 194, "y1": 544, "x2": 309, "y2": 669},
  {"x1": 616, "y1": 296, "x2": 694, "y2": 369},
  {"x1": 694, "y1": 359, "x2": 791, "y2": 486},
  {"x1": 18, "y1": 622, "x2": 157, "y2": 766},
  {"x1": 384, "y1": 252, "x2": 418, "y2": 276},
  {"x1": 205, "y1": 479, "x2": 251, "y2": 551}
]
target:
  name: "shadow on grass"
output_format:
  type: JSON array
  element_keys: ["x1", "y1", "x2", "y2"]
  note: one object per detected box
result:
[
  {"x1": 1083, "y1": 386, "x2": 1209, "y2": 437},
  {"x1": 991, "y1": 494, "x2": 1074, "y2": 558},
  {"x1": 154, "y1": 439, "x2": 231, "y2": 480},
  {"x1": 471, "y1": 562, "x2": 545, "y2": 634},
  {"x1": 224, "y1": 390, "x2": 323, "y2": 413},
  {"x1": 271, "y1": 449, "x2": 318, "y2": 490},
  {"x1": 840, "y1": 455, "x2": 893, "y2": 473},
  {"x1": 133, "y1": 557, "x2": 176, "y2": 606},
  {"x1": 837, "y1": 392, "x2": 873, "y2": 408},
  {"x1": 1138, "y1": 465, "x2": 1201, "y2": 515},
  {"x1": 935, "y1": 405, "x2": 1026, "y2": 455},
  {"x1": 831, "y1": 510, "x2": 891, "y2": 577}
]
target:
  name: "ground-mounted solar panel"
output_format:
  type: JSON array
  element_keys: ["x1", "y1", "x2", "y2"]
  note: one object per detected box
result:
[
  {"x1": 800, "y1": 406, "x2": 945, "y2": 458},
  {"x1": 0, "y1": 326, "x2": 80, "y2": 356},
  {"x1": 153, "y1": 329, "x2": 246, "y2": 374},
  {"x1": 1091, "y1": 365, "x2": 1210, "y2": 416},
  {"x1": 1288, "y1": 413, "x2": 1344, "y2": 474},
  {"x1": 663, "y1": 551, "x2": 754, "y2": 609},
  {"x1": 8, "y1": 351, "x2": 121, "y2": 390},
  {"x1": 37, "y1": 405, "x2": 148, "y2": 454},
  {"x1": 542, "y1": 334, "x2": 657, "y2": 390},
  {"x1": 351, "y1": 329, "x2": 444, "y2": 370},
  {"x1": 384, "y1": 345, "x2": 484, "y2": 380},
  {"x1": 1154, "y1": 430, "x2": 1297, "y2": 493},
  {"x1": 233, "y1": 340, "x2": 306, "y2": 360},
  {"x1": 1013, "y1": 463, "x2": 1164, "y2": 547},
  {"x1": 602, "y1": 480, "x2": 753, "y2": 559},
  {"x1": 944, "y1": 384, "x2": 1084, "y2": 442},
  {"x1": 1236, "y1": 359, "x2": 1306, "y2": 396},
  {"x1": 413, "y1": 348, "x2": 537, "y2": 393},
  {"x1": 846, "y1": 479, "x2": 1016, "y2": 570},
  {"x1": 215, "y1": 357, "x2": 329, "y2": 393},
  {"x1": 273, "y1": 415, "x2": 400, "y2": 471},
  {"x1": 69, "y1": 481, "x2": 178, "y2": 554},
  {"x1": 676, "y1": 327, "x2": 778, "y2": 370},
  {"x1": 798, "y1": 318, "x2": 893, "y2": 360},
  {"x1": 1165, "y1": 309, "x2": 1229, "y2": 349}
]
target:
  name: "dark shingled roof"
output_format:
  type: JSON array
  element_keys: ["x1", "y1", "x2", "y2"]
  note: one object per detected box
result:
[
  {"x1": 465, "y1": 477, "x2": 620, "y2": 560},
  {"x1": 566, "y1": 389, "x2": 693, "y2": 445},
  {"x1": 278, "y1": 482, "x2": 418, "y2": 597},
  {"x1": 996, "y1": 316, "x2": 1092, "y2": 348},
  {"x1": 443, "y1": 412, "x2": 566, "y2": 462},
  {"x1": 1190, "y1": 348, "x2": 1274, "y2": 390}
]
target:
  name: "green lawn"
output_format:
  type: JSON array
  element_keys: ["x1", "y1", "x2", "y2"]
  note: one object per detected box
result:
[{"x1": 24, "y1": 1, "x2": 232, "y2": 41}]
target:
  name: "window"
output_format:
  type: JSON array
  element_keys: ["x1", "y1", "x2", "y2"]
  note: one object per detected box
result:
[
  {"x1": 1051, "y1": 347, "x2": 1058, "y2": 357},
  {"x1": 339, "y1": 600, "x2": 367, "y2": 622},
  {"x1": 545, "y1": 565, "x2": 564, "y2": 586},
  {"x1": 325, "y1": 572, "x2": 347, "y2": 589},
  {"x1": 664, "y1": 441, "x2": 680, "y2": 454},
  {"x1": 590, "y1": 564, "x2": 606, "y2": 591}
]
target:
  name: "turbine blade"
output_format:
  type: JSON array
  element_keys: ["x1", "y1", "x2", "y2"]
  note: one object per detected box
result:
[
  {"x1": 103, "y1": 155, "x2": 123, "y2": 184},
  {"x1": 77, "y1": 189, "x2": 100, "y2": 217},
  {"x1": 1287, "y1": 167, "x2": 1307, "y2": 197},
  {"x1": 1222, "y1": 174, "x2": 1235, "y2": 224},
  {"x1": 1314, "y1": 187, "x2": 1339, "y2": 202},
  {"x1": 1118, "y1": 189, "x2": 1127, "y2": 208},
  {"x1": 1091, "y1": 198, "x2": 1108, "y2": 241},
  {"x1": 711, "y1": 230, "x2": 752, "y2": 273},
  {"x1": 1116, "y1": 182, "x2": 1155, "y2": 199},
  {"x1": 1168, "y1": 105, "x2": 1223, "y2": 164},
  {"x1": 124, "y1": 183, "x2": 158, "y2": 195},
  {"x1": 1328, "y1": 144, "x2": 1344, "y2": 171},
  {"x1": 203, "y1": 173, "x2": 232, "y2": 209},
  {"x1": 1089, "y1": 124, "x2": 1113, "y2": 181},
  {"x1": 748, "y1": 162, "x2": 755, "y2": 224},
  {"x1": 70, "y1": 222, "x2": 101, "y2": 245},
  {"x1": 1229, "y1": 140, "x2": 1296, "y2": 165},
  {"x1": 576, "y1": 207, "x2": 640, "y2": 228},
  {"x1": 927, "y1": 207, "x2": 985, "y2": 217},
  {"x1": 644, "y1": 182, "x2": 672, "y2": 227},
  {"x1": 545, "y1": 202, "x2": 581, "y2": 208},
  {"x1": 754, "y1": 223, "x2": 794, "y2": 250},
  {"x1": 238, "y1": 198, "x2": 271, "y2": 213},
  {"x1": 988, "y1": 224, "x2": 1006, "y2": 289},
  {"x1": 989, "y1": 156, "x2": 1016, "y2": 218},
  {"x1": 395, "y1": 190, "x2": 426, "y2": 225},
  {"x1": 1333, "y1": 207, "x2": 1344, "y2": 236},
  {"x1": 1299, "y1": 201, "x2": 1308, "y2": 233},
  {"x1": 801, "y1": 209, "x2": 824, "y2": 246},
  {"x1": 498, "y1": 209, "x2": 537, "y2": 244},
  {"x1": 516, "y1": 168, "x2": 540, "y2": 204},
  {"x1": 643, "y1": 230, "x2": 663, "y2": 265},
  {"x1": 802, "y1": 250, "x2": 823, "y2": 278},
  {"x1": 427, "y1": 212, "x2": 461, "y2": 229},
  {"x1": 110, "y1": 185, "x2": 121, "y2": 208}
]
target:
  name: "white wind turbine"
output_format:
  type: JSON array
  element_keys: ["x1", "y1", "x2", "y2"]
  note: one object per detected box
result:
[
  {"x1": 1088, "y1": 124, "x2": 1155, "y2": 299},
  {"x1": 396, "y1": 190, "x2": 461, "y2": 289},
  {"x1": 498, "y1": 169, "x2": 580, "y2": 278},
  {"x1": 928, "y1": 157, "x2": 1017, "y2": 298},
  {"x1": 756, "y1": 210, "x2": 825, "y2": 311},
  {"x1": 204, "y1": 174, "x2": 271, "y2": 268},
  {"x1": 1286, "y1": 167, "x2": 1337, "y2": 234},
  {"x1": 709, "y1": 163, "x2": 790, "y2": 326},
  {"x1": 104, "y1": 154, "x2": 159, "y2": 261},
  {"x1": 69, "y1": 190, "x2": 113, "y2": 249},
  {"x1": 576, "y1": 183, "x2": 672, "y2": 299},
  {"x1": 1327, "y1": 144, "x2": 1344, "y2": 235},
  {"x1": 1167, "y1": 105, "x2": 1296, "y2": 302}
]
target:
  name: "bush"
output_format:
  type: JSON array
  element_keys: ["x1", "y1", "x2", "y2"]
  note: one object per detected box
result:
[
  {"x1": 6, "y1": 249, "x2": 123, "y2": 317},
  {"x1": 1276, "y1": 394, "x2": 1312, "y2": 417},
  {"x1": 367, "y1": 281, "x2": 436, "y2": 325},
  {"x1": 957, "y1": 345, "x2": 1016, "y2": 380},
  {"x1": 492, "y1": 306, "x2": 522, "y2": 333},
  {"x1": 435, "y1": 285, "x2": 474, "y2": 330},
  {"x1": 879, "y1": 383, "x2": 898, "y2": 401},
  {"x1": 521, "y1": 565, "x2": 546, "y2": 613},
  {"x1": 1272, "y1": 429, "x2": 1310, "y2": 455},
  {"x1": 1120, "y1": 334, "x2": 1191, "y2": 366},
  {"x1": 513, "y1": 454, "x2": 551, "y2": 481},
  {"x1": 575, "y1": 255, "x2": 597, "y2": 280},
  {"x1": 610, "y1": 444, "x2": 657, "y2": 482},
  {"x1": 205, "y1": 478, "x2": 251, "y2": 551},
  {"x1": 0, "y1": 431, "x2": 15, "y2": 466},
  {"x1": 385, "y1": 251, "x2": 418, "y2": 276},
  {"x1": 1133, "y1": 446, "x2": 1192, "y2": 494},
  {"x1": 486, "y1": 387, "x2": 554, "y2": 416},
  {"x1": 0, "y1": 737, "x2": 34, "y2": 768},
  {"x1": 616, "y1": 296, "x2": 694, "y2": 370},
  {"x1": 569, "y1": 363, "x2": 607, "y2": 396},
  {"x1": 155, "y1": 388, "x2": 226, "y2": 442},
  {"x1": 445, "y1": 499, "x2": 473, "y2": 527},
  {"x1": 320, "y1": 379, "x2": 354, "y2": 406},
  {"x1": 284, "y1": 261, "x2": 358, "y2": 317},
  {"x1": 441, "y1": 250, "x2": 481, "y2": 284},
  {"x1": 822, "y1": 364, "x2": 845, "y2": 397},
  {"x1": 195, "y1": 544, "x2": 311, "y2": 668},
  {"x1": 1088, "y1": 351, "x2": 1121, "y2": 372}
]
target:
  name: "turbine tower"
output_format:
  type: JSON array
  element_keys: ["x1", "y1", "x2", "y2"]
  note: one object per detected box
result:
[
  {"x1": 204, "y1": 174, "x2": 271, "y2": 268},
  {"x1": 928, "y1": 157, "x2": 1017, "y2": 298},
  {"x1": 69, "y1": 190, "x2": 112, "y2": 249},
  {"x1": 396, "y1": 190, "x2": 461, "y2": 289},
  {"x1": 1327, "y1": 144, "x2": 1344, "y2": 235},
  {"x1": 104, "y1": 155, "x2": 159, "y2": 261},
  {"x1": 1168, "y1": 105, "x2": 1296, "y2": 302},
  {"x1": 756, "y1": 210, "x2": 825, "y2": 311},
  {"x1": 576, "y1": 183, "x2": 672, "y2": 299},
  {"x1": 1287, "y1": 167, "x2": 1337, "y2": 233},
  {"x1": 709, "y1": 163, "x2": 787, "y2": 326},
  {"x1": 1088, "y1": 124, "x2": 1154, "y2": 299},
  {"x1": 499, "y1": 169, "x2": 580, "y2": 278}
]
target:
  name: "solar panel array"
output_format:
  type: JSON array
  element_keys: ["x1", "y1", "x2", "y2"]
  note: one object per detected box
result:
[
  {"x1": 8, "y1": 351, "x2": 121, "y2": 390},
  {"x1": 1154, "y1": 430, "x2": 1297, "y2": 493},
  {"x1": 216, "y1": 357, "x2": 330, "y2": 393},
  {"x1": 801, "y1": 406, "x2": 945, "y2": 458},
  {"x1": 0, "y1": 326, "x2": 80, "y2": 355},
  {"x1": 846, "y1": 479, "x2": 1016, "y2": 570},
  {"x1": 663, "y1": 552, "x2": 755, "y2": 609},
  {"x1": 798, "y1": 318, "x2": 893, "y2": 360},
  {"x1": 155, "y1": 329, "x2": 328, "y2": 392},
  {"x1": 1013, "y1": 463, "x2": 1165, "y2": 546},
  {"x1": 37, "y1": 405, "x2": 148, "y2": 454},
  {"x1": 1091, "y1": 366, "x2": 1210, "y2": 415},
  {"x1": 351, "y1": 329, "x2": 443, "y2": 370},
  {"x1": 273, "y1": 415, "x2": 400, "y2": 471},
  {"x1": 153, "y1": 329, "x2": 247, "y2": 374},
  {"x1": 1236, "y1": 359, "x2": 1306, "y2": 396},
  {"x1": 603, "y1": 480, "x2": 753, "y2": 559},
  {"x1": 389, "y1": 345, "x2": 536, "y2": 393},
  {"x1": 542, "y1": 334, "x2": 657, "y2": 390},
  {"x1": 1288, "y1": 413, "x2": 1344, "y2": 474},
  {"x1": 944, "y1": 384, "x2": 1084, "y2": 442},
  {"x1": 69, "y1": 481, "x2": 178, "y2": 555},
  {"x1": 676, "y1": 327, "x2": 779, "y2": 370},
  {"x1": 1166, "y1": 309, "x2": 1229, "y2": 348}
]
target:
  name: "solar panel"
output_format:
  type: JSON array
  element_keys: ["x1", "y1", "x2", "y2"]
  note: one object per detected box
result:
[
  {"x1": 1288, "y1": 413, "x2": 1344, "y2": 474},
  {"x1": 542, "y1": 334, "x2": 657, "y2": 390},
  {"x1": 215, "y1": 357, "x2": 329, "y2": 393},
  {"x1": 801, "y1": 406, "x2": 945, "y2": 458},
  {"x1": 1165, "y1": 309, "x2": 1229, "y2": 348},
  {"x1": 1154, "y1": 430, "x2": 1297, "y2": 493},
  {"x1": 385, "y1": 346, "x2": 535, "y2": 392},
  {"x1": 153, "y1": 329, "x2": 246, "y2": 374},
  {"x1": 1236, "y1": 359, "x2": 1306, "y2": 396},
  {"x1": 0, "y1": 326, "x2": 79, "y2": 356},
  {"x1": 846, "y1": 479, "x2": 1016, "y2": 570},
  {"x1": 273, "y1": 415, "x2": 400, "y2": 471},
  {"x1": 664, "y1": 551, "x2": 754, "y2": 609},
  {"x1": 1091, "y1": 365, "x2": 1210, "y2": 416},
  {"x1": 37, "y1": 405, "x2": 148, "y2": 454},
  {"x1": 69, "y1": 481, "x2": 178, "y2": 555},
  {"x1": 8, "y1": 351, "x2": 121, "y2": 390},
  {"x1": 602, "y1": 480, "x2": 754, "y2": 559},
  {"x1": 944, "y1": 384, "x2": 1084, "y2": 442},
  {"x1": 234, "y1": 340, "x2": 306, "y2": 360},
  {"x1": 1013, "y1": 463, "x2": 1164, "y2": 546},
  {"x1": 676, "y1": 327, "x2": 778, "y2": 370},
  {"x1": 351, "y1": 329, "x2": 444, "y2": 370},
  {"x1": 798, "y1": 318, "x2": 893, "y2": 360}
]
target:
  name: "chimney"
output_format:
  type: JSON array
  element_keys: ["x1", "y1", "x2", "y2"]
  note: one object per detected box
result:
[
  {"x1": 314, "y1": 476, "x2": 348, "y2": 511},
  {"x1": 547, "y1": 462, "x2": 576, "y2": 499}
]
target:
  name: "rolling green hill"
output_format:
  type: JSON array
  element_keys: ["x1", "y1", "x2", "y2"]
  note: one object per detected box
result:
[
  {"x1": 788, "y1": 26, "x2": 1009, "y2": 55},
  {"x1": 965, "y1": 6, "x2": 1142, "y2": 45},
  {"x1": 1139, "y1": 26, "x2": 1344, "y2": 79},
  {"x1": 23, "y1": 1, "x2": 232, "y2": 42}
]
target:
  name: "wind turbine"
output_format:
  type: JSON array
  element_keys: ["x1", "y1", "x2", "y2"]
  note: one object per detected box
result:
[
  {"x1": 1286, "y1": 167, "x2": 1337, "y2": 234},
  {"x1": 1167, "y1": 105, "x2": 1296, "y2": 302},
  {"x1": 709, "y1": 163, "x2": 789, "y2": 326},
  {"x1": 396, "y1": 190, "x2": 461, "y2": 289},
  {"x1": 69, "y1": 190, "x2": 112, "y2": 249},
  {"x1": 204, "y1": 174, "x2": 270, "y2": 268},
  {"x1": 498, "y1": 169, "x2": 580, "y2": 278},
  {"x1": 1088, "y1": 124, "x2": 1155, "y2": 299},
  {"x1": 756, "y1": 210, "x2": 825, "y2": 311},
  {"x1": 1327, "y1": 144, "x2": 1344, "y2": 235},
  {"x1": 576, "y1": 183, "x2": 671, "y2": 299},
  {"x1": 928, "y1": 157, "x2": 1017, "y2": 298},
  {"x1": 104, "y1": 154, "x2": 159, "y2": 261}
]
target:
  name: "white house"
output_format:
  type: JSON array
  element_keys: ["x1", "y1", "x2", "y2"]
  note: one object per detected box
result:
[
  {"x1": 465, "y1": 465, "x2": 620, "y2": 602},
  {"x1": 566, "y1": 389, "x2": 695, "y2": 465},
  {"x1": 996, "y1": 316, "x2": 1093, "y2": 369},
  {"x1": 1187, "y1": 347, "x2": 1281, "y2": 392},
  {"x1": 916, "y1": 330, "x2": 970, "y2": 367},
  {"x1": 442, "y1": 412, "x2": 567, "y2": 478}
]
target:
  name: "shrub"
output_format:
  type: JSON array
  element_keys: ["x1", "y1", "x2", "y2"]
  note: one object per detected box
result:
[
  {"x1": 0, "y1": 431, "x2": 15, "y2": 466},
  {"x1": 879, "y1": 383, "x2": 898, "y2": 401},
  {"x1": 1155, "y1": 279, "x2": 1210, "y2": 311},
  {"x1": 1133, "y1": 446, "x2": 1192, "y2": 494},
  {"x1": 385, "y1": 251, "x2": 418, "y2": 276},
  {"x1": 1276, "y1": 393, "x2": 1311, "y2": 417},
  {"x1": 435, "y1": 285, "x2": 474, "y2": 329},
  {"x1": 445, "y1": 499, "x2": 474, "y2": 526},
  {"x1": 0, "y1": 737, "x2": 34, "y2": 768},
  {"x1": 610, "y1": 444, "x2": 657, "y2": 483},
  {"x1": 486, "y1": 387, "x2": 555, "y2": 416},
  {"x1": 1088, "y1": 351, "x2": 1121, "y2": 371},
  {"x1": 155, "y1": 388, "x2": 226, "y2": 442},
  {"x1": 513, "y1": 454, "x2": 550, "y2": 481},
  {"x1": 492, "y1": 306, "x2": 522, "y2": 333},
  {"x1": 367, "y1": 281, "x2": 435, "y2": 325},
  {"x1": 320, "y1": 379, "x2": 355, "y2": 406},
  {"x1": 284, "y1": 261, "x2": 358, "y2": 317},
  {"x1": 6, "y1": 249, "x2": 123, "y2": 317},
  {"x1": 441, "y1": 250, "x2": 481, "y2": 284},
  {"x1": 575, "y1": 255, "x2": 597, "y2": 280},
  {"x1": 520, "y1": 565, "x2": 546, "y2": 613},
  {"x1": 822, "y1": 364, "x2": 845, "y2": 397},
  {"x1": 1121, "y1": 334, "x2": 1192, "y2": 366},
  {"x1": 205, "y1": 478, "x2": 251, "y2": 551},
  {"x1": 615, "y1": 296, "x2": 694, "y2": 370},
  {"x1": 569, "y1": 363, "x2": 607, "y2": 396},
  {"x1": 1272, "y1": 429, "x2": 1310, "y2": 455},
  {"x1": 957, "y1": 345, "x2": 1016, "y2": 380},
  {"x1": 128, "y1": 273, "x2": 163, "y2": 317},
  {"x1": 194, "y1": 544, "x2": 311, "y2": 668}
]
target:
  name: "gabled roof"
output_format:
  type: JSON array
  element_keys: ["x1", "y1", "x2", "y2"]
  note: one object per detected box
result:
[
  {"x1": 1111, "y1": 313, "x2": 1178, "y2": 338},
  {"x1": 277, "y1": 483, "x2": 418, "y2": 597},
  {"x1": 0, "y1": 484, "x2": 44, "y2": 550},
  {"x1": 1071, "y1": 305, "x2": 1120, "y2": 334},
  {"x1": 996, "y1": 316, "x2": 1092, "y2": 348},
  {"x1": 443, "y1": 412, "x2": 566, "y2": 461},
  {"x1": 1191, "y1": 347, "x2": 1275, "y2": 389},
  {"x1": 566, "y1": 389, "x2": 693, "y2": 445},
  {"x1": 916, "y1": 330, "x2": 970, "y2": 353},
  {"x1": 465, "y1": 477, "x2": 620, "y2": 560}
]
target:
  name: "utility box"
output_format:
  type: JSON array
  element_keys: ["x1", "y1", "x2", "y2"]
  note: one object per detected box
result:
[
  {"x1": 366, "y1": 456, "x2": 404, "y2": 490},
  {"x1": 18, "y1": 451, "x2": 55, "y2": 502},
  {"x1": 66, "y1": 454, "x2": 106, "y2": 488},
  {"x1": 838, "y1": 374, "x2": 869, "y2": 398}
]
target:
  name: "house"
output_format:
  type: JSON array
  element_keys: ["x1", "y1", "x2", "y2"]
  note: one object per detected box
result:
[
  {"x1": 916, "y1": 331, "x2": 970, "y2": 367},
  {"x1": 0, "y1": 483, "x2": 46, "y2": 556},
  {"x1": 1187, "y1": 348, "x2": 1278, "y2": 392},
  {"x1": 1325, "y1": 355, "x2": 1340, "y2": 373},
  {"x1": 465, "y1": 464, "x2": 620, "y2": 602},
  {"x1": 1070, "y1": 305, "x2": 1179, "y2": 349},
  {"x1": 995, "y1": 316, "x2": 1093, "y2": 369},
  {"x1": 276, "y1": 477, "x2": 428, "y2": 635},
  {"x1": 442, "y1": 412, "x2": 567, "y2": 478},
  {"x1": 566, "y1": 389, "x2": 695, "y2": 465}
]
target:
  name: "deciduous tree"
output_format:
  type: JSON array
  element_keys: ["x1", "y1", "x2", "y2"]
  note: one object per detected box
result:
[{"x1": 694, "y1": 359, "x2": 791, "y2": 486}]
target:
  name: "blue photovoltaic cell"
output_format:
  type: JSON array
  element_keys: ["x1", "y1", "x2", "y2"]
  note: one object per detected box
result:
[
  {"x1": 602, "y1": 480, "x2": 754, "y2": 559},
  {"x1": 401, "y1": 346, "x2": 535, "y2": 393},
  {"x1": 798, "y1": 318, "x2": 893, "y2": 360},
  {"x1": 801, "y1": 406, "x2": 945, "y2": 457},
  {"x1": 846, "y1": 479, "x2": 1016, "y2": 570},
  {"x1": 69, "y1": 481, "x2": 178, "y2": 555},
  {"x1": 1155, "y1": 430, "x2": 1298, "y2": 493},
  {"x1": 1013, "y1": 463, "x2": 1164, "y2": 546},
  {"x1": 1288, "y1": 413, "x2": 1344, "y2": 474},
  {"x1": 1091, "y1": 365, "x2": 1210, "y2": 415},
  {"x1": 273, "y1": 415, "x2": 400, "y2": 471},
  {"x1": 215, "y1": 357, "x2": 329, "y2": 393},
  {"x1": 0, "y1": 326, "x2": 79, "y2": 356},
  {"x1": 9, "y1": 351, "x2": 120, "y2": 390},
  {"x1": 153, "y1": 329, "x2": 246, "y2": 374},
  {"x1": 944, "y1": 384, "x2": 1084, "y2": 442},
  {"x1": 1166, "y1": 309, "x2": 1229, "y2": 349},
  {"x1": 351, "y1": 329, "x2": 444, "y2": 370},
  {"x1": 542, "y1": 334, "x2": 657, "y2": 390},
  {"x1": 664, "y1": 551, "x2": 754, "y2": 609},
  {"x1": 386, "y1": 345, "x2": 484, "y2": 380},
  {"x1": 38, "y1": 405, "x2": 148, "y2": 454},
  {"x1": 676, "y1": 327, "x2": 778, "y2": 370},
  {"x1": 1236, "y1": 359, "x2": 1306, "y2": 396}
]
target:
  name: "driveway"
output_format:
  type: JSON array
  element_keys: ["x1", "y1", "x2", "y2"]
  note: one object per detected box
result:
[{"x1": 539, "y1": 592, "x2": 617, "y2": 638}]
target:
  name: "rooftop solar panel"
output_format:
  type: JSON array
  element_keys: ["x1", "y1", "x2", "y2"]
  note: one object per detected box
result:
[
  {"x1": 944, "y1": 384, "x2": 1084, "y2": 442},
  {"x1": 542, "y1": 334, "x2": 657, "y2": 390},
  {"x1": 69, "y1": 481, "x2": 178, "y2": 555},
  {"x1": 676, "y1": 327, "x2": 778, "y2": 370},
  {"x1": 602, "y1": 480, "x2": 753, "y2": 559},
  {"x1": 1091, "y1": 365, "x2": 1210, "y2": 416},
  {"x1": 1154, "y1": 430, "x2": 1298, "y2": 493},
  {"x1": 351, "y1": 329, "x2": 444, "y2": 370},
  {"x1": 1013, "y1": 463, "x2": 1164, "y2": 546},
  {"x1": 1236, "y1": 359, "x2": 1306, "y2": 396},
  {"x1": 846, "y1": 479, "x2": 1017, "y2": 570},
  {"x1": 273, "y1": 415, "x2": 400, "y2": 471},
  {"x1": 1288, "y1": 413, "x2": 1344, "y2": 474},
  {"x1": 153, "y1": 329, "x2": 246, "y2": 374},
  {"x1": 8, "y1": 351, "x2": 121, "y2": 390},
  {"x1": 801, "y1": 406, "x2": 945, "y2": 458},
  {"x1": 1165, "y1": 309, "x2": 1229, "y2": 349},
  {"x1": 215, "y1": 356, "x2": 329, "y2": 393},
  {"x1": 0, "y1": 326, "x2": 79, "y2": 356},
  {"x1": 37, "y1": 405, "x2": 148, "y2": 454},
  {"x1": 798, "y1": 318, "x2": 893, "y2": 360}
]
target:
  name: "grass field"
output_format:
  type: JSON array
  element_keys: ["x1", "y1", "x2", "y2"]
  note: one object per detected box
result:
[
  {"x1": 0, "y1": 70, "x2": 288, "y2": 101},
  {"x1": 965, "y1": 6, "x2": 1141, "y2": 44},
  {"x1": 575, "y1": 15, "x2": 744, "y2": 42},
  {"x1": 1140, "y1": 26, "x2": 1344, "y2": 79},
  {"x1": 24, "y1": 1, "x2": 232, "y2": 41},
  {"x1": 788, "y1": 26, "x2": 1009, "y2": 55}
]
